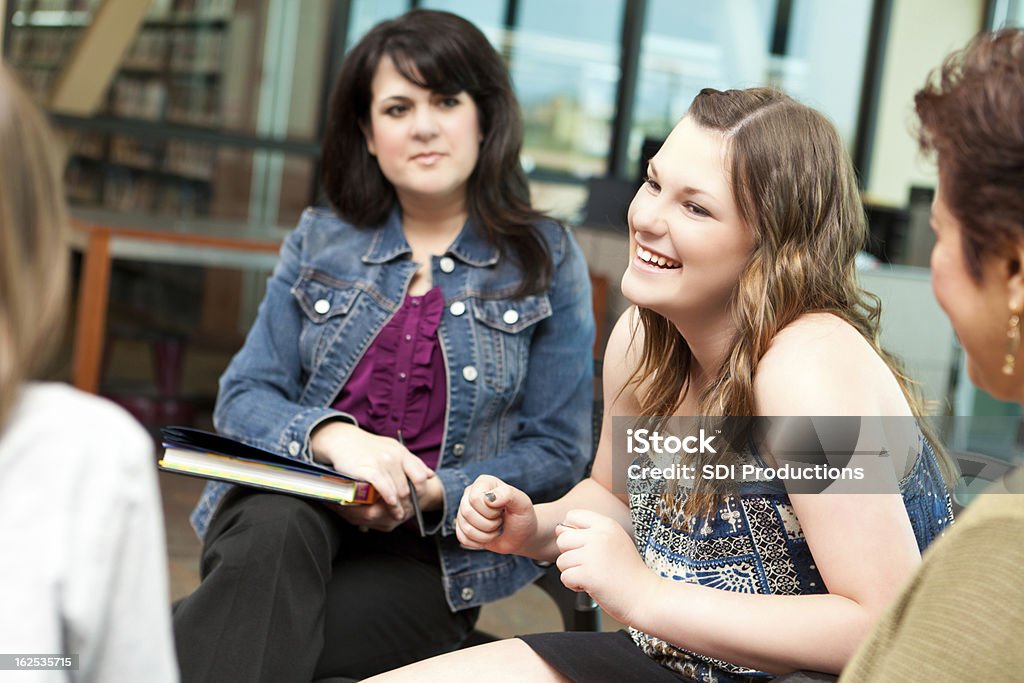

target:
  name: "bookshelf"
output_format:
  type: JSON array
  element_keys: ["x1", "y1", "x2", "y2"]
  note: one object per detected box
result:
[
  {"x1": 7, "y1": 0, "x2": 234, "y2": 217},
  {"x1": 5, "y1": 0, "x2": 330, "y2": 413}
]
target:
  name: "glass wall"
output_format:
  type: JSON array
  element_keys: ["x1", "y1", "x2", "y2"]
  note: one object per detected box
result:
[
  {"x1": 630, "y1": 0, "x2": 872, "y2": 173},
  {"x1": 421, "y1": 0, "x2": 505, "y2": 33},
  {"x1": 990, "y1": 0, "x2": 1024, "y2": 26},
  {"x1": 343, "y1": 0, "x2": 876, "y2": 219},
  {"x1": 510, "y1": 0, "x2": 624, "y2": 177},
  {"x1": 6, "y1": 0, "x2": 879, "y2": 224}
]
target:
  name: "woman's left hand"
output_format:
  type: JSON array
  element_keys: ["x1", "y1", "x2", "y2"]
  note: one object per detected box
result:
[
  {"x1": 554, "y1": 509, "x2": 659, "y2": 626},
  {"x1": 328, "y1": 474, "x2": 445, "y2": 532},
  {"x1": 331, "y1": 499, "x2": 412, "y2": 532}
]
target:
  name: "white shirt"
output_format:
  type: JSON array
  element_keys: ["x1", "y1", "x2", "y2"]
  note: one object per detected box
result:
[{"x1": 0, "y1": 383, "x2": 178, "y2": 682}]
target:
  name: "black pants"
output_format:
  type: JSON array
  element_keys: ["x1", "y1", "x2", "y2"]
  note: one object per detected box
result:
[{"x1": 173, "y1": 489, "x2": 479, "y2": 683}]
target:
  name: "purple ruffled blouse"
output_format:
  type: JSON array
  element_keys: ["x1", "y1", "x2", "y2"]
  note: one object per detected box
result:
[{"x1": 331, "y1": 287, "x2": 446, "y2": 469}]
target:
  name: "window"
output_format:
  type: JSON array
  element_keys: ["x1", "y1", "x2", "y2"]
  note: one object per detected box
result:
[
  {"x1": 629, "y1": 0, "x2": 872, "y2": 173},
  {"x1": 421, "y1": 0, "x2": 505, "y2": 32},
  {"x1": 510, "y1": 0, "x2": 625, "y2": 177},
  {"x1": 989, "y1": 0, "x2": 1024, "y2": 27},
  {"x1": 346, "y1": 0, "x2": 408, "y2": 48}
]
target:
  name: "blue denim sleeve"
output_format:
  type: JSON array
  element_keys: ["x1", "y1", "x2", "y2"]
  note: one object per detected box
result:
[
  {"x1": 213, "y1": 211, "x2": 356, "y2": 462},
  {"x1": 429, "y1": 227, "x2": 595, "y2": 535}
]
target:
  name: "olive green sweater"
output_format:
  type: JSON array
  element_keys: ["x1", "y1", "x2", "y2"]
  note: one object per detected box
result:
[{"x1": 840, "y1": 466, "x2": 1024, "y2": 682}]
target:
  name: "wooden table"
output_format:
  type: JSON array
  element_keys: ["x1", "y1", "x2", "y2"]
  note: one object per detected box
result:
[
  {"x1": 71, "y1": 217, "x2": 284, "y2": 394},
  {"x1": 71, "y1": 216, "x2": 613, "y2": 393}
]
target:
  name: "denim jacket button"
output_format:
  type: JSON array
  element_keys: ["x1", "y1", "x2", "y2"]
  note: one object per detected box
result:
[
  {"x1": 313, "y1": 298, "x2": 330, "y2": 315},
  {"x1": 452, "y1": 443, "x2": 466, "y2": 457},
  {"x1": 449, "y1": 301, "x2": 466, "y2": 316},
  {"x1": 460, "y1": 587, "x2": 474, "y2": 601},
  {"x1": 502, "y1": 309, "x2": 519, "y2": 325},
  {"x1": 288, "y1": 440, "x2": 301, "y2": 456},
  {"x1": 439, "y1": 256, "x2": 456, "y2": 273},
  {"x1": 462, "y1": 365, "x2": 478, "y2": 382}
]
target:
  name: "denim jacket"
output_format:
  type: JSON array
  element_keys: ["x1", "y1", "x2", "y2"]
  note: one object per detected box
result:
[{"x1": 191, "y1": 206, "x2": 595, "y2": 610}]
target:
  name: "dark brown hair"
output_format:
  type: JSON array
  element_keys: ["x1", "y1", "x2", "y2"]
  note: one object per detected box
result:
[
  {"x1": 0, "y1": 65, "x2": 69, "y2": 427},
  {"x1": 628, "y1": 88, "x2": 948, "y2": 516},
  {"x1": 320, "y1": 9, "x2": 551, "y2": 295},
  {"x1": 915, "y1": 28, "x2": 1024, "y2": 282}
]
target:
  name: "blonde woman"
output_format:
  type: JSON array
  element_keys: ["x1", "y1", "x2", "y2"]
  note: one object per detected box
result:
[
  {"x1": 369, "y1": 88, "x2": 953, "y2": 682},
  {"x1": 0, "y1": 65, "x2": 177, "y2": 682}
]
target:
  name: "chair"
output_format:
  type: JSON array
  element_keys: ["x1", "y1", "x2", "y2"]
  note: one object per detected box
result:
[{"x1": 949, "y1": 448, "x2": 1017, "y2": 515}]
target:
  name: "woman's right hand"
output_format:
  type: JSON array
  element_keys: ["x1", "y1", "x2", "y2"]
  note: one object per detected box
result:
[
  {"x1": 310, "y1": 421, "x2": 433, "y2": 518},
  {"x1": 456, "y1": 474, "x2": 537, "y2": 555}
]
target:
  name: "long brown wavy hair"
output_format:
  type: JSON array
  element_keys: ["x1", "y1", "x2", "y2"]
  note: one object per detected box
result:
[
  {"x1": 626, "y1": 87, "x2": 950, "y2": 517},
  {"x1": 0, "y1": 64, "x2": 69, "y2": 427}
]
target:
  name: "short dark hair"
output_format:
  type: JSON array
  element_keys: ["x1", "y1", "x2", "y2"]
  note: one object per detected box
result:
[
  {"x1": 915, "y1": 28, "x2": 1024, "y2": 281},
  {"x1": 320, "y1": 9, "x2": 552, "y2": 294}
]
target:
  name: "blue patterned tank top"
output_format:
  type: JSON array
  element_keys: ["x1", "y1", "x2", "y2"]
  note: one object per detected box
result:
[{"x1": 627, "y1": 435, "x2": 953, "y2": 682}]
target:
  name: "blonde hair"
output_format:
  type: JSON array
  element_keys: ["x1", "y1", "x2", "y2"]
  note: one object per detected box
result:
[
  {"x1": 628, "y1": 88, "x2": 948, "y2": 517},
  {"x1": 0, "y1": 64, "x2": 69, "y2": 426}
]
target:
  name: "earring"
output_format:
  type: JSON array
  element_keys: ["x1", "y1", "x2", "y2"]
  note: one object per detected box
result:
[{"x1": 1003, "y1": 312, "x2": 1021, "y2": 375}]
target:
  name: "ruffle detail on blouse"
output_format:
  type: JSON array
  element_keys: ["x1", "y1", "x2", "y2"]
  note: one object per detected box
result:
[{"x1": 365, "y1": 286, "x2": 444, "y2": 436}]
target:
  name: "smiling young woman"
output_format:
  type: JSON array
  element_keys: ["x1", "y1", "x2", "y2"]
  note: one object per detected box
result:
[
  {"x1": 621, "y1": 117, "x2": 755, "y2": 347},
  {"x1": 366, "y1": 87, "x2": 953, "y2": 683}
]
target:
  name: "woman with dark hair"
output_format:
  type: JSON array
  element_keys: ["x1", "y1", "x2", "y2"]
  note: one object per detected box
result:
[
  {"x1": 840, "y1": 28, "x2": 1024, "y2": 682},
  {"x1": 368, "y1": 87, "x2": 953, "y2": 682},
  {"x1": 172, "y1": 10, "x2": 594, "y2": 683}
]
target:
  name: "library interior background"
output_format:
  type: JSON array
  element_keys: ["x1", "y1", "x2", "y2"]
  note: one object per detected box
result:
[{"x1": 3, "y1": 0, "x2": 1024, "y2": 614}]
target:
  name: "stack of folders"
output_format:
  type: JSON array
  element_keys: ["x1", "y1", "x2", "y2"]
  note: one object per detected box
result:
[{"x1": 159, "y1": 426, "x2": 376, "y2": 505}]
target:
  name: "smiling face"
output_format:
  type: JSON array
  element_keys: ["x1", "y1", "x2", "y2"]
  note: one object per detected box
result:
[
  {"x1": 363, "y1": 55, "x2": 481, "y2": 209},
  {"x1": 930, "y1": 181, "x2": 1024, "y2": 401},
  {"x1": 621, "y1": 116, "x2": 755, "y2": 323}
]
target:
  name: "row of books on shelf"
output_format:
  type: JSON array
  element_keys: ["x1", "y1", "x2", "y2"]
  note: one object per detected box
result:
[
  {"x1": 149, "y1": 0, "x2": 236, "y2": 20},
  {"x1": 10, "y1": 30, "x2": 225, "y2": 76},
  {"x1": 6, "y1": 73, "x2": 222, "y2": 128},
  {"x1": 125, "y1": 28, "x2": 227, "y2": 74},
  {"x1": 10, "y1": 0, "x2": 95, "y2": 13},
  {"x1": 65, "y1": 165, "x2": 211, "y2": 216},
  {"x1": 7, "y1": 29, "x2": 77, "y2": 66},
  {"x1": 12, "y1": 0, "x2": 234, "y2": 21},
  {"x1": 110, "y1": 76, "x2": 221, "y2": 126},
  {"x1": 76, "y1": 135, "x2": 216, "y2": 180}
]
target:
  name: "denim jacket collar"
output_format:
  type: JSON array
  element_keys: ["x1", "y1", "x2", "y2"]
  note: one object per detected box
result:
[
  {"x1": 361, "y1": 205, "x2": 500, "y2": 267},
  {"x1": 361, "y1": 207, "x2": 412, "y2": 264}
]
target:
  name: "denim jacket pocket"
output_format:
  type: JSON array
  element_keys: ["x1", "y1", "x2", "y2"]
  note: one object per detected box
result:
[
  {"x1": 291, "y1": 269, "x2": 362, "y2": 371},
  {"x1": 471, "y1": 295, "x2": 552, "y2": 394}
]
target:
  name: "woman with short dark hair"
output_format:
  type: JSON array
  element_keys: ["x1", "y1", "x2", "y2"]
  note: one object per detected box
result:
[
  {"x1": 172, "y1": 9, "x2": 594, "y2": 683},
  {"x1": 840, "y1": 28, "x2": 1024, "y2": 682}
]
